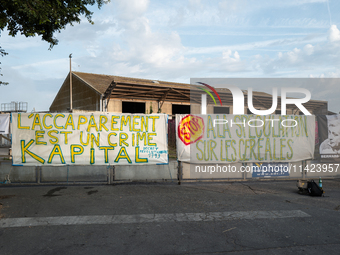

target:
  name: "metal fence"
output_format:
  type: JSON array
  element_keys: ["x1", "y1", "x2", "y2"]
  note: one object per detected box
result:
[{"x1": 1, "y1": 102, "x2": 28, "y2": 112}]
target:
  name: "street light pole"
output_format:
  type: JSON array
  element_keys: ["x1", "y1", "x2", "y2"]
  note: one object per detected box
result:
[{"x1": 69, "y1": 53, "x2": 73, "y2": 111}]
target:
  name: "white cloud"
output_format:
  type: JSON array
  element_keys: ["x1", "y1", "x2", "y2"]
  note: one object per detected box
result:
[
  {"x1": 114, "y1": 0, "x2": 150, "y2": 21},
  {"x1": 218, "y1": 0, "x2": 245, "y2": 14},
  {"x1": 77, "y1": 0, "x2": 194, "y2": 77},
  {"x1": 293, "y1": 0, "x2": 327, "y2": 4},
  {"x1": 328, "y1": 24, "x2": 340, "y2": 42},
  {"x1": 11, "y1": 58, "x2": 69, "y2": 80},
  {"x1": 254, "y1": 25, "x2": 340, "y2": 78},
  {"x1": 188, "y1": 0, "x2": 202, "y2": 11},
  {"x1": 222, "y1": 50, "x2": 240, "y2": 62},
  {"x1": 3, "y1": 0, "x2": 340, "y2": 112},
  {"x1": 303, "y1": 44, "x2": 314, "y2": 55},
  {"x1": 0, "y1": 67, "x2": 62, "y2": 111},
  {"x1": 1, "y1": 29, "x2": 46, "y2": 50}
]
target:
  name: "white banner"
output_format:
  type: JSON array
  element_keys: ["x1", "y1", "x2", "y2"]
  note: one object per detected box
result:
[
  {"x1": 0, "y1": 114, "x2": 10, "y2": 135},
  {"x1": 176, "y1": 114, "x2": 315, "y2": 163},
  {"x1": 12, "y1": 113, "x2": 168, "y2": 165}
]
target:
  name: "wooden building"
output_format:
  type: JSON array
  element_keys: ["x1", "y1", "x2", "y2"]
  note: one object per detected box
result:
[{"x1": 50, "y1": 72, "x2": 328, "y2": 115}]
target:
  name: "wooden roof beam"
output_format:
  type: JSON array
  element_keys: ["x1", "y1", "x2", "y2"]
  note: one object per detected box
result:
[
  {"x1": 111, "y1": 87, "x2": 169, "y2": 97},
  {"x1": 103, "y1": 80, "x2": 117, "y2": 100},
  {"x1": 157, "y1": 89, "x2": 172, "y2": 111}
]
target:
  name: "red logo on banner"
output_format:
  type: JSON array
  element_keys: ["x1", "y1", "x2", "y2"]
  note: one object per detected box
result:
[{"x1": 178, "y1": 114, "x2": 204, "y2": 145}]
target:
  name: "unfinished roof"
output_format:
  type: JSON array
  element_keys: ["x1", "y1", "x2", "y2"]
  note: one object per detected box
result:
[
  {"x1": 73, "y1": 72, "x2": 116, "y2": 94},
  {"x1": 72, "y1": 71, "x2": 193, "y2": 103},
  {"x1": 73, "y1": 71, "x2": 191, "y2": 95}
]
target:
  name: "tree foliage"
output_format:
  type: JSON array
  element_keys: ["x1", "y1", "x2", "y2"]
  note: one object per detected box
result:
[
  {"x1": 0, "y1": 0, "x2": 106, "y2": 48},
  {"x1": 0, "y1": 45, "x2": 8, "y2": 85},
  {"x1": 0, "y1": 0, "x2": 107, "y2": 85}
]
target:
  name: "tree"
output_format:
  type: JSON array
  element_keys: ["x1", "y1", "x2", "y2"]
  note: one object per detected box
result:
[
  {"x1": 0, "y1": 45, "x2": 8, "y2": 85},
  {"x1": 0, "y1": 0, "x2": 107, "y2": 48},
  {"x1": 0, "y1": 0, "x2": 107, "y2": 85}
]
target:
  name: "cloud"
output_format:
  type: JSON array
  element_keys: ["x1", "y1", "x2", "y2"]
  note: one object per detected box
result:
[
  {"x1": 222, "y1": 50, "x2": 240, "y2": 62},
  {"x1": 114, "y1": 0, "x2": 150, "y2": 21},
  {"x1": 328, "y1": 24, "x2": 340, "y2": 42},
  {"x1": 3, "y1": 0, "x2": 340, "y2": 112},
  {"x1": 11, "y1": 58, "x2": 69, "y2": 80},
  {"x1": 303, "y1": 44, "x2": 314, "y2": 55},
  {"x1": 293, "y1": 0, "x2": 327, "y2": 4},
  {"x1": 72, "y1": 0, "x2": 194, "y2": 78},
  {"x1": 218, "y1": 0, "x2": 247, "y2": 15},
  {"x1": 255, "y1": 25, "x2": 340, "y2": 76},
  {"x1": 188, "y1": 0, "x2": 203, "y2": 11},
  {"x1": 1, "y1": 29, "x2": 46, "y2": 50},
  {"x1": 0, "y1": 67, "x2": 62, "y2": 111}
]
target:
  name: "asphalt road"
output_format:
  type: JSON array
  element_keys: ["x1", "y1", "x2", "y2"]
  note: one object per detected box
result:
[{"x1": 0, "y1": 180, "x2": 340, "y2": 255}]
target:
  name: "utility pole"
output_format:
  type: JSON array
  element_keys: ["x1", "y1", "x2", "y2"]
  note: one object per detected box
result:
[{"x1": 69, "y1": 54, "x2": 73, "y2": 111}]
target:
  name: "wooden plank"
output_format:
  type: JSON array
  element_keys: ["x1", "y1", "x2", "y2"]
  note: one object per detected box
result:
[{"x1": 111, "y1": 88, "x2": 170, "y2": 97}]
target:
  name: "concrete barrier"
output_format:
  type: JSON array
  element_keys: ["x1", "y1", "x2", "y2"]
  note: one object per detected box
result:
[
  {"x1": 115, "y1": 161, "x2": 177, "y2": 181},
  {"x1": 178, "y1": 161, "x2": 340, "y2": 182},
  {"x1": 0, "y1": 161, "x2": 36, "y2": 183},
  {"x1": 1, "y1": 159, "x2": 339, "y2": 185},
  {"x1": 40, "y1": 165, "x2": 108, "y2": 183},
  {"x1": 0, "y1": 160, "x2": 178, "y2": 184}
]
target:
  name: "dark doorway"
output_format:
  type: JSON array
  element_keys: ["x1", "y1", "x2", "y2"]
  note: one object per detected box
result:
[
  {"x1": 172, "y1": 104, "x2": 190, "y2": 114},
  {"x1": 122, "y1": 102, "x2": 145, "y2": 113},
  {"x1": 213, "y1": 106, "x2": 230, "y2": 114}
]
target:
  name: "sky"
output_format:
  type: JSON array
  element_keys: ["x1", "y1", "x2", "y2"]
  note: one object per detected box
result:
[{"x1": 1, "y1": 0, "x2": 340, "y2": 112}]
